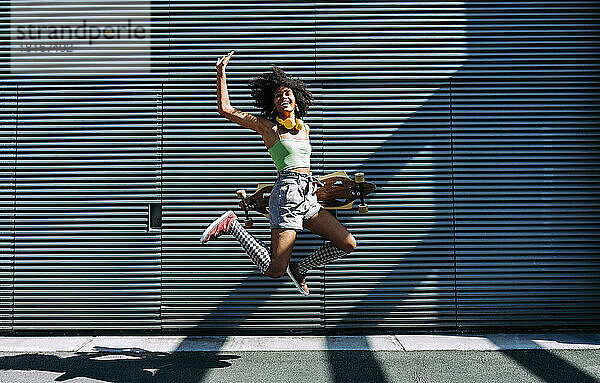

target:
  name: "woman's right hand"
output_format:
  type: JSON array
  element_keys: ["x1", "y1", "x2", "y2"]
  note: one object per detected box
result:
[{"x1": 216, "y1": 50, "x2": 234, "y2": 72}]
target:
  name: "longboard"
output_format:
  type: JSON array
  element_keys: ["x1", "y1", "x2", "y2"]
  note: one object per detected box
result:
[{"x1": 236, "y1": 171, "x2": 376, "y2": 227}]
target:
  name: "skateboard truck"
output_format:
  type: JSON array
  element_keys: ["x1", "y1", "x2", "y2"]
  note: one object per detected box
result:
[
  {"x1": 354, "y1": 172, "x2": 368, "y2": 214},
  {"x1": 236, "y1": 189, "x2": 254, "y2": 228}
]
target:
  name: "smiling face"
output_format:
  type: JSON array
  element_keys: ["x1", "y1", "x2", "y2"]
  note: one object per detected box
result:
[{"x1": 273, "y1": 86, "x2": 296, "y2": 118}]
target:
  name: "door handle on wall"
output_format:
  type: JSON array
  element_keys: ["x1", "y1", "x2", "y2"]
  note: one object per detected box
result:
[{"x1": 148, "y1": 203, "x2": 162, "y2": 232}]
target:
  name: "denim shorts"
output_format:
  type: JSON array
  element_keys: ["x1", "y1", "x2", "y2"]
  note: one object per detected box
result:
[{"x1": 269, "y1": 170, "x2": 324, "y2": 231}]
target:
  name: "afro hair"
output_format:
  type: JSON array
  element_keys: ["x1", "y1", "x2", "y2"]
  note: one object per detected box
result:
[{"x1": 248, "y1": 65, "x2": 314, "y2": 120}]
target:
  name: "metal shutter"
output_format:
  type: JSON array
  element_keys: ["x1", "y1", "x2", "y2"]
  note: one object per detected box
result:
[
  {"x1": 0, "y1": 86, "x2": 15, "y2": 330},
  {"x1": 1, "y1": 0, "x2": 598, "y2": 332},
  {"x1": 453, "y1": 1, "x2": 600, "y2": 328},
  {"x1": 11, "y1": 84, "x2": 163, "y2": 330},
  {"x1": 160, "y1": 2, "x2": 325, "y2": 330},
  {"x1": 317, "y1": 2, "x2": 466, "y2": 329},
  {"x1": 3, "y1": 2, "x2": 163, "y2": 330}
]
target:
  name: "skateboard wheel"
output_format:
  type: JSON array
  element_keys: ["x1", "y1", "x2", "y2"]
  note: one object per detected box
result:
[
  {"x1": 359, "y1": 203, "x2": 368, "y2": 214},
  {"x1": 355, "y1": 172, "x2": 365, "y2": 183},
  {"x1": 236, "y1": 189, "x2": 247, "y2": 199},
  {"x1": 244, "y1": 218, "x2": 254, "y2": 228}
]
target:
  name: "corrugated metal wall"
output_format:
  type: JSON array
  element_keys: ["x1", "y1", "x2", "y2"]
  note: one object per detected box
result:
[
  {"x1": 161, "y1": 1, "x2": 325, "y2": 331},
  {"x1": 316, "y1": 2, "x2": 461, "y2": 330},
  {"x1": 453, "y1": 2, "x2": 600, "y2": 328},
  {"x1": 0, "y1": 86, "x2": 15, "y2": 331},
  {"x1": 0, "y1": 1, "x2": 598, "y2": 332},
  {"x1": 11, "y1": 84, "x2": 163, "y2": 330}
]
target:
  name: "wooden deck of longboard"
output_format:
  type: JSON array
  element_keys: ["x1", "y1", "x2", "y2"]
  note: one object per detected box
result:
[{"x1": 238, "y1": 170, "x2": 376, "y2": 222}]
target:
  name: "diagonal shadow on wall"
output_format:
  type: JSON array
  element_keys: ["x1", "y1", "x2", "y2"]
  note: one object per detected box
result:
[
  {"x1": 159, "y1": 76, "x2": 453, "y2": 382},
  {"x1": 151, "y1": 2, "x2": 600, "y2": 383}
]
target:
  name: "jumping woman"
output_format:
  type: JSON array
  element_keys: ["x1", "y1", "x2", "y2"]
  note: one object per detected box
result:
[{"x1": 201, "y1": 51, "x2": 356, "y2": 296}]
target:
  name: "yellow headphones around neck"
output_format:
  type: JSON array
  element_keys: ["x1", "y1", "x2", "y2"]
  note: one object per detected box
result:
[{"x1": 276, "y1": 116, "x2": 304, "y2": 131}]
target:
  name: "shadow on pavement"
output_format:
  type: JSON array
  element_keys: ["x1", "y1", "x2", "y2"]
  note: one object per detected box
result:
[
  {"x1": 0, "y1": 349, "x2": 239, "y2": 383},
  {"x1": 500, "y1": 349, "x2": 600, "y2": 383},
  {"x1": 482, "y1": 334, "x2": 600, "y2": 383},
  {"x1": 326, "y1": 350, "x2": 389, "y2": 383}
]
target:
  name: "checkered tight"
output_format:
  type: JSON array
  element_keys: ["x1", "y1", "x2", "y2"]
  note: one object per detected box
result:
[
  {"x1": 296, "y1": 241, "x2": 348, "y2": 275},
  {"x1": 228, "y1": 219, "x2": 271, "y2": 273}
]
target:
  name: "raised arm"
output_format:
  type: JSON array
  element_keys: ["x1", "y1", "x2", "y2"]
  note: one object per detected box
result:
[{"x1": 216, "y1": 51, "x2": 272, "y2": 134}]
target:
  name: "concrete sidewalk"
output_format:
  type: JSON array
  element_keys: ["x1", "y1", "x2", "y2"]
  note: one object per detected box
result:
[
  {"x1": 0, "y1": 334, "x2": 599, "y2": 383},
  {"x1": 0, "y1": 333, "x2": 598, "y2": 353}
]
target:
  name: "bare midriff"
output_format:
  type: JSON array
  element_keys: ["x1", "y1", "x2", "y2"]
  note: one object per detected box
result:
[{"x1": 290, "y1": 167, "x2": 310, "y2": 173}]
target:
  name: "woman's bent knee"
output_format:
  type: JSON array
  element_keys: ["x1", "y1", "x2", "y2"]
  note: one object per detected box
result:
[{"x1": 340, "y1": 235, "x2": 356, "y2": 254}]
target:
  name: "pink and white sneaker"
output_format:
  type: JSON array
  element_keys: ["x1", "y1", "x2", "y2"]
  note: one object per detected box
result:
[{"x1": 200, "y1": 210, "x2": 238, "y2": 244}]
